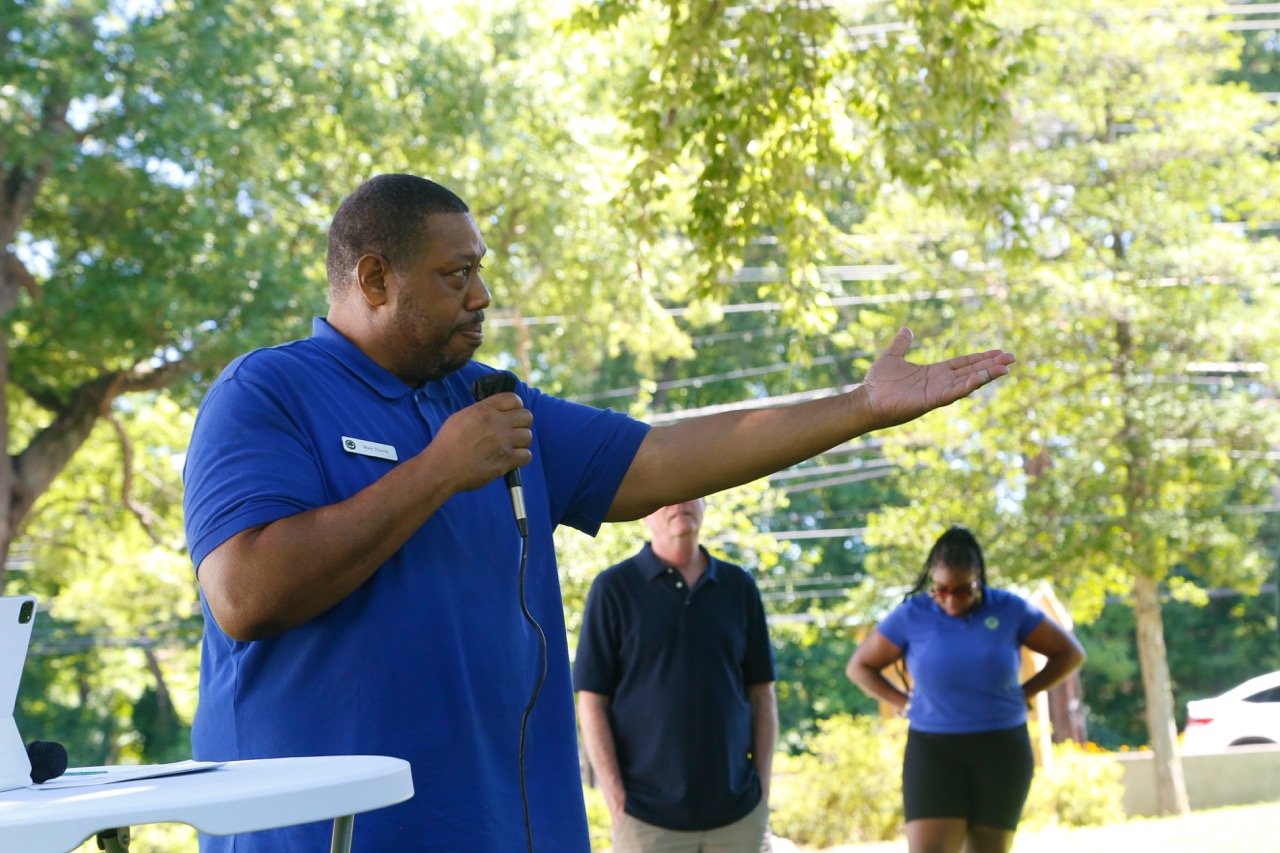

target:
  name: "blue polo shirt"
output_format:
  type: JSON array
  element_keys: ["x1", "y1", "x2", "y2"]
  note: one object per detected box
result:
[
  {"x1": 183, "y1": 318, "x2": 649, "y2": 852},
  {"x1": 572, "y1": 545, "x2": 775, "y2": 831},
  {"x1": 877, "y1": 587, "x2": 1045, "y2": 734}
]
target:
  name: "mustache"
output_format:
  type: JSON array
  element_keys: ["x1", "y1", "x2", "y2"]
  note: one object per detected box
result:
[{"x1": 451, "y1": 311, "x2": 485, "y2": 333}]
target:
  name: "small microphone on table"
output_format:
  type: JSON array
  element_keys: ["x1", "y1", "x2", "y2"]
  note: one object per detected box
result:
[{"x1": 26, "y1": 740, "x2": 68, "y2": 784}]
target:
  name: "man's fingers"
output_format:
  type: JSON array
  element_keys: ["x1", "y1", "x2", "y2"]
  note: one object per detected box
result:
[
  {"x1": 882, "y1": 327, "x2": 914, "y2": 359},
  {"x1": 966, "y1": 352, "x2": 1017, "y2": 387}
]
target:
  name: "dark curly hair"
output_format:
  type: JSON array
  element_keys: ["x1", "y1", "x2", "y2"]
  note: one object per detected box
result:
[{"x1": 325, "y1": 174, "x2": 470, "y2": 297}]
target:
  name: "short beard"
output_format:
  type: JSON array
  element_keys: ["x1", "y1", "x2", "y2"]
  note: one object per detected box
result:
[{"x1": 391, "y1": 300, "x2": 483, "y2": 384}]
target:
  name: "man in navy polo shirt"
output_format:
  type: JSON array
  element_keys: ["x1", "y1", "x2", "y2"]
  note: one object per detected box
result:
[
  {"x1": 575, "y1": 498, "x2": 777, "y2": 851},
  {"x1": 183, "y1": 172, "x2": 1016, "y2": 852}
]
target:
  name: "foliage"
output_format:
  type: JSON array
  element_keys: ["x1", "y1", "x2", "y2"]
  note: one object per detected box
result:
[
  {"x1": 857, "y1": 0, "x2": 1280, "y2": 601},
  {"x1": 1021, "y1": 739, "x2": 1126, "y2": 830},
  {"x1": 7, "y1": 0, "x2": 1280, "y2": 809},
  {"x1": 1077, "y1": 584, "x2": 1280, "y2": 748},
  {"x1": 770, "y1": 717, "x2": 1123, "y2": 848},
  {"x1": 9, "y1": 395, "x2": 197, "y2": 765},
  {"x1": 853, "y1": 0, "x2": 1280, "y2": 809},
  {"x1": 771, "y1": 617, "x2": 879, "y2": 752},
  {"x1": 5, "y1": 0, "x2": 687, "y2": 774},
  {"x1": 5, "y1": 0, "x2": 478, "y2": 398},
  {"x1": 571, "y1": 0, "x2": 1035, "y2": 326},
  {"x1": 769, "y1": 713, "x2": 907, "y2": 847}
]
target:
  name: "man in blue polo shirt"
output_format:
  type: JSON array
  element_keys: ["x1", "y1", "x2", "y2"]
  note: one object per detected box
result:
[
  {"x1": 575, "y1": 498, "x2": 777, "y2": 851},
  {"x1": 183, "y1": 173, "x2": 1016, "y2": 852}
]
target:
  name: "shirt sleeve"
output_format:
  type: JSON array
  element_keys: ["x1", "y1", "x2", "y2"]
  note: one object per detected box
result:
[
  {"x1": 572, "y1": 570, "x2": 623, "y2": 695},
  {"x1": 525, "y1": 386, "x2": 649, "y2": 536},
  {"x1": 1014, "y1": 594, "x2": 1048, "y2": 642},
  {"x1": 183, "y1": 370, "x2": 325, "y2": 570},
  {"x1": 877, "y1": 600, "x2": 912, "y2": 650},
  {"x1": 741, "y1": 573, "x2": 776, "y2": 686}
]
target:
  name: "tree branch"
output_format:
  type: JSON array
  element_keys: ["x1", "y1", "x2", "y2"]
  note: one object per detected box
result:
[
  {"x1": 105, "y1": 412, "x2": 167, "y2": 547},
  {"x1": 2, "y1": 250, "x2": 40, "y2": 301},
  {"x1": 9, "y1": 359, "x2": 188, "y2": 535}
]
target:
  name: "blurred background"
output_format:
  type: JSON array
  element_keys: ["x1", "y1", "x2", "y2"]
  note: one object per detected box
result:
[{"x1": 5, "y1": 0, "x2": 1280, "y2": 848}]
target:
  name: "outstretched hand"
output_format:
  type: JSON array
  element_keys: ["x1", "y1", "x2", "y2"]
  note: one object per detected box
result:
[{"x1": 863, "y1": 328, "x2": 1016, "y2": 429}]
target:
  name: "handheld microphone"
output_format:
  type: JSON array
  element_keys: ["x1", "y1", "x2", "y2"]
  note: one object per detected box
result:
[
  {"x1": 26, "y1": 740, "x2": 68, "y2": 784},
  {"x1": 470, "y1": 370, "x2": 528, "y2": 537}
]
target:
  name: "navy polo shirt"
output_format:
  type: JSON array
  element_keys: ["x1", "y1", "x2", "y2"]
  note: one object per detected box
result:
[
  {"x1": 183, "y1": 318, "x2": 649, "y2": 852},
  {"x1": 573, "y1": 544, "x2": 775, "y2": 831},
  {"x1": 878, "y1": 587, "x2": 1045, "y2": 734}
]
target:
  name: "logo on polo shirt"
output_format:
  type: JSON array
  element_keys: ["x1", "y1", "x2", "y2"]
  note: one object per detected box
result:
[
  {"x1": 341, "y1": 436, "x2": 398, "y2": 461},
  {"x1": 984, "y1": 616, "x2": 999, "y2": 630}
]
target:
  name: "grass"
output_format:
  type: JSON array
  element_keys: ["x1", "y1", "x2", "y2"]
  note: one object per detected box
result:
[{"x1": 797, "y1": 800, "x2": 1280, "y2": 852}]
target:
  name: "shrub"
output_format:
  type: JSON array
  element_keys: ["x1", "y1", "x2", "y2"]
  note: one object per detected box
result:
[
  {"x1": 1021, "y1": 740, "x2": 1126, "y2": 830},
  {"x1": 769, "y1": 713, "x2": 907, "y2": 848}
]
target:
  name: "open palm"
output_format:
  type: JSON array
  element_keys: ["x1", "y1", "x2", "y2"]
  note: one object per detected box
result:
[{"x1": 864, "y1": 328, "x2": 1017, "y2": 428}]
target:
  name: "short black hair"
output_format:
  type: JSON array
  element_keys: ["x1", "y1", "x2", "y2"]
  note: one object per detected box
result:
[{"x1": 326, "y1": 174, "x2": 470, "y2": 293}]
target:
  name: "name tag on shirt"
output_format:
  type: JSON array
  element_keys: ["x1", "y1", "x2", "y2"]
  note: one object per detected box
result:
[{"x1": 341, "y1": 436, "x2": 398, "y2": 462}]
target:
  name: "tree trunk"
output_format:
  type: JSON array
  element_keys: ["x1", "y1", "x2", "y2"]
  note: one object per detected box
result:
[
  {"x1": 1133, "y1": 573, "x2": 1190, "y2": 815},
  {"x1": 0, "y1": 325, "x2": 11, "y2": 587},
  {"x1": 142, "y1": 647, "x2": 173, "y2": 729}
]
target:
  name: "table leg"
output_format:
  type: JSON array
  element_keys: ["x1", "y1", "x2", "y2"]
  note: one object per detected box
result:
[{"x1": 329, "y1": 814, "x2": 354, "y2": 853}]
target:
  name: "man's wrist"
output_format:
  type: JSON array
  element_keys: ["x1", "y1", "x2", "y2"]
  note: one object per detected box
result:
[{"x1": 845, "y1": 384, "x2": 881, "y2": 433}]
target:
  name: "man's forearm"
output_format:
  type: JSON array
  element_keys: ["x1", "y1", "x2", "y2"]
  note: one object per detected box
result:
[
  {"x1": 749, "y1": 683, "x2": 778, "y2": 802},
  {"x1": 607, "y1": 330, "x2": 1014, "y2": 522},
  {"x1": 198, "y1": 390, "x2": 536, "y2": 641},
  {"x1": 577, "y1": 692, "x2": 627, "y2": 815},
  {"x1": 198, "y1": 443, "x2": 464, "y2": 641},
  {"x1": 609, "y1": 387, "x2": 875, "y2": 521}
]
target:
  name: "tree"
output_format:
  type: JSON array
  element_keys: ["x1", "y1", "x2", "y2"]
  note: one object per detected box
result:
[
  {"x1": 550, "y1": 0, "x2": 1036, "y2": 745},
  {"x1": 14, "y1": 395, "x2": 200, "y2": 765},
  {"x1": 571, "y1": 0, "x2": 1033, "y2": 329},
  {"x1": 4, "y1": 0, "x2": 684, "y2": 766},
  {"x1": 2, "y1": 0, "x2": 483, "y2": 579},
  {"x1": 1077, "y1": 582, "x2": 1280, "y2": 749},
  {"x1": 855, "y1": 0, "x2": 1280, "y2": 815},
  {"x1": 2, "y1": 0, "x2": 1055, "y2": 768}
]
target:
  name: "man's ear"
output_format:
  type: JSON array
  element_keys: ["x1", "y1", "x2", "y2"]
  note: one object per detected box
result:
[{"x1": 355, "y1": 253, "x2": 391, "y2": 307}]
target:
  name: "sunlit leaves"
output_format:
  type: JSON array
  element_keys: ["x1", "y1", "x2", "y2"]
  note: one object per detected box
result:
[{"x1": 571, "y1": 0, "x2": 1033, "y2": 328}]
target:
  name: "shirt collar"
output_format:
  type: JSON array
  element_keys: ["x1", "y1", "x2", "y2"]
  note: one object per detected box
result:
[
  {"x1": 310, "y1": 317, "x2": 453, "y2": 401},
  {"x1": 637, "y1": 543, "x2": 720, "y2": 583}
]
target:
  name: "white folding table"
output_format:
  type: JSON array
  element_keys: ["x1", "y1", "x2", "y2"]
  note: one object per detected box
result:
[{"x1": 0, "y1": 754, "x2": 413, "y2": 853}]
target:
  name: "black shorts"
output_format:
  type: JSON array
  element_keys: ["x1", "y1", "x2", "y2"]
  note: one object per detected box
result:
[{"x1": 902, "y1": 724, "x2": 1035, "y2": 830}]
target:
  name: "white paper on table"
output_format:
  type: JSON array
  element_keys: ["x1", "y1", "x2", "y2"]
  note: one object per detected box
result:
[{"x1": 31, "y1": 759, "x2": 226, "y2": 790}]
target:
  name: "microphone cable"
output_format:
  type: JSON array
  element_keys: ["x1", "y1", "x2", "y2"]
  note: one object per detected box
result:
[
  {"x1": 514, "y1": 527, "x2": 547, "y2": 853},
  {"x1": 470, "y1": 370, "x2": 544, "y2": 851}
]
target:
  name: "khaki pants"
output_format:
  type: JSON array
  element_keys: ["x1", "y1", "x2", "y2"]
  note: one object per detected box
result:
[{"x1": 611, "y1": 797, "x2": 771, "y2": 853}]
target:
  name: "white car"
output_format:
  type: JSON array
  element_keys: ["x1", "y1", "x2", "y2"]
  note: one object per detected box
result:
[{"x1": 1182, "y1": 670, "x2": 1280, "y2": 754}]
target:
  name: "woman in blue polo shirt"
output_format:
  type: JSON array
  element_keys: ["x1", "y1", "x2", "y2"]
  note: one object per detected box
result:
[{"x1": 846, "y1": 526, "x2": 1085, "y2": 853}]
